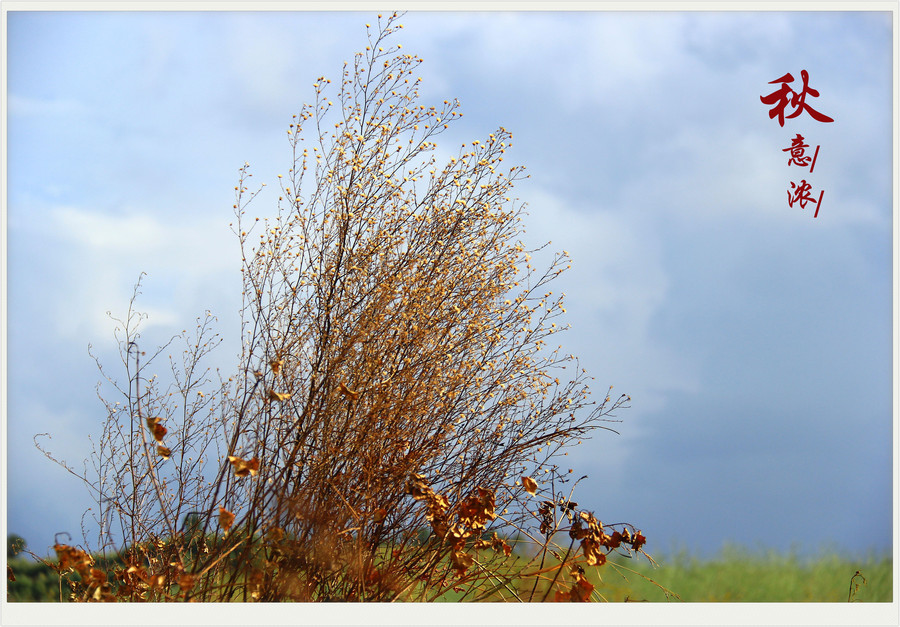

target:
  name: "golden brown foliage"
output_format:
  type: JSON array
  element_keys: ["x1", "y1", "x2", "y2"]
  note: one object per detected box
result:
[{"x1": 37, "y1": 13, "x2": 647, "y2": 602}]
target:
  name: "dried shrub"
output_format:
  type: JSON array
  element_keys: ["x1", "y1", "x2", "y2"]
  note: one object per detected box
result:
[{"x1": 37, "y1": 12, "x2": 650, "y2": 602}]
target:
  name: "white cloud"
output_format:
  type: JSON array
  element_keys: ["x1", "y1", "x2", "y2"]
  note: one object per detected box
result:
[
  {"x1": 406, "y1": 12, "x2": 695, "y2": 113},
  {"x1": 218, "y1": 12, "x2": 368, "y2": 120},
  {"x1": 7, "y1": 94, "x2": 87, "y2": 118},
  {"x1": 41, "y1": 206, "x2": 241, "y2": 341},
  {"x1": 52, "y1": 207, "x2": 166, "y2": 253},
  {"x1": 521, "y1": 186, "x2": 701, "y2": 415}
]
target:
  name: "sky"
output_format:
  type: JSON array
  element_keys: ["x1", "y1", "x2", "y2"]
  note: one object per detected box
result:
[{"x1": 3, "y1": 6, "x2": 895, "y2": 575}]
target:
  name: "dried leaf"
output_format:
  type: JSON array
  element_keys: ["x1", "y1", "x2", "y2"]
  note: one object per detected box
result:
[
  {"x1": 495, "y1": 537, "x2": 512, "y2": 557},
  {"x1": 266, "y1": 527, "x2": 284, "y2": 543},
  {"x1": 269, "y1": 358, "x2": 284, "y2": 375},
  {"x1": 603, "y1": 531, "x2": 623, "y2": 549},
  {"x1": 565, "y1": 569, "x2": 595, "y2": 602},
  {"x1": 267, "y1": 389, "x2": 291, "y2": 402},
  {"x1": 559, "y1": 499, "x2": 578, "y2": 513},
  {"x1": 157, "y1": 446, "x2": 172, "y2": 459},
  {"x1": 521, "y1": 476, "x2": 538, "y2": 496},
  {"x1": 228, "y1": 455, "x2": 260, "y2": 477},
  {"x1": 631, "y1": 531, "x2": 647, "y2": 552},
  {"x1": 450, "y1": 550, "x2": 475, "y2": 575},
  {"x1": 569, "y1": 519, "x2": 587, "y2": 541},
  {"x1": 54, "y1": 544, "x2": 92, "y2": 576},
  {"x1": 581, "y1": 536, "x2": 606, "y2": 566},
  {"x1": 218, "y1": 507, "x2": 235, "y2": 532},
  {"x1": 538, "y1": 501, "x2": 555, "y2": 535},
  {"x1": 406, "y1": 473, "x2": 432, "y2": 499},
  {"x1": 338, "y1": 381, "x2": 359, "y2": 400},
  {"x1": 152, "y1": 423, "x2": 167, "y2": 443},
  {"x1": 87, "y1": 567, "x2": 107, "y2": 586},
  {"x1": 176, "y1": 572, "x2": 196, "y2": 591},
  {"x1": 574, "y1": 570, "x2": 594, "y2": 600},
  {"x1": 472, "y1": 538, "x2": 491, "y2": 551},
  {"x1": 457, "y1": 487, "x2": 497, "y2": 531}
]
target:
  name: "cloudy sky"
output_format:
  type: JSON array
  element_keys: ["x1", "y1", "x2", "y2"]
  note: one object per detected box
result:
[{"x1": 4, "y1": 7, "x2": 894, "y2": 568}]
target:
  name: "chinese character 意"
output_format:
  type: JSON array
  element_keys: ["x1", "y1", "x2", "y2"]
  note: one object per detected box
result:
[
  {"x1": 761, "y1": 70, "x2": 835, "y2": 127},
  {"x1": 787, "y1": 179, "x2": 824, "y2": 218},
  {"x1": 782, "y1": 133, "x2": 820, "y2": 172}
]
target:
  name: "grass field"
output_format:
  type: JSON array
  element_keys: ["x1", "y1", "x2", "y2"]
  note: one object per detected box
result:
[
  {"x1": 595, "y1": 545, "x2": 892, "y2": 602},
  {"x1": 8, "y1": 544, "x2": 892, "y2": 602}
]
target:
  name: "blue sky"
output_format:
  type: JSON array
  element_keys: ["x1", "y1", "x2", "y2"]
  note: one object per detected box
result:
[{"x1": 3, "y1": 8, "x2": 894, "y2": 567}]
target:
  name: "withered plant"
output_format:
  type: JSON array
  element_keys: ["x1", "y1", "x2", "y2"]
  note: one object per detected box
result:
[{"x1": 38, "y1": 13, "x2": 652, "y2": 602}]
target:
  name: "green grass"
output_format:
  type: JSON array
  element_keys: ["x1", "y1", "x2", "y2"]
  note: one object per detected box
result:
[
  {"x1": 7, "y1": 556, "x2": 73, "y2": 602},
  {"x1": 596, "y1": 545, "x2": 892, "y2": 602},
  {"x1": 8, "y1": 544, "x2": 893, "y2": 602}
]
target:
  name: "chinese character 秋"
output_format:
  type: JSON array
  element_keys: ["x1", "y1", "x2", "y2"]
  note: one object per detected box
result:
[
  {"x1": 787, "y1": 179, "x2": 824, "y2": 218},
  {"x1": 782, "y1": 133, "x2": 820, "y2": 172},
  {"x1": 761, "y1": 70, "x2": 835, "y2": 127}
]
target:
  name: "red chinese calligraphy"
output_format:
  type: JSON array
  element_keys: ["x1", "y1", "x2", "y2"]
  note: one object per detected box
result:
[
  {"x1": 782, "y1": 133, "x2": 820, "y2": 172},
  {"x1": 761, "y1": 70, "x2": 834, "y2": 127},
  {"x1": 787, "y1": 179, "x2": 824, "y2": 218}
]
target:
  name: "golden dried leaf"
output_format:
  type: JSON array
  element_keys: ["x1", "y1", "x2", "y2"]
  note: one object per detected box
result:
[
  {"x1": 127, "y1": 565, "x2": 150, "y2": 585},
  {"x1": 152, "y1": 423, "x2": 167, "y2": 443},
  {"x1": 472, "y1": 538, "x2": 491, "y2": 551},
  {"x1": 267, "y1": 389, "x2": 291, "y2": 402},
  {"x1": 631, "y1": 530, "x2": 647, "y2": 552},
  {"x1": 538, "y1": 500, "x2": 555, "y2": 535},
  {"x1": 145, "y1": 416, "x2": 160, "y2": 429},
  {"x1": 604, "y1": 531, "x2": 623, "y2": 549},
  {"x1": 53, "y1": 545, "x2": 72, "y2": 568},
  {"x1": 490, "y1": 532, "x2": 513, "y2": 557},
  {"x1": 450, "y1": 550, "x2": 475, "y2": 575},
  {"x1": 176, "y1": 572, "x2": 196, "y2": 591},
  {"x1": 157, "y1": 445, "x2": 172, "y2": 459},
  {"x1": 218, "y1": 507, "x2": 235, "y2": 532},
  {"x1": 426, "y1": 492, "x2": 450, "y2": 520},
  {"x1": 228, "y1": 455, "x2": 260, "y2": 477},
  {"x1": 269, "y1": 358, "x2": 284, "y2": 375},
  {"x1": 571, "y1": 569, "x2": 595, "y2": 602},
  {"x1": 521, "y1": 476, "x2": 538, "y2": 495},
  {"x1": 338, "y1": 381, "x2": 359, "y2": 400},
  {"x1": 266, "y1": 527, "x2": 284, "y2": 543},
  {"x1": 406, "y1": 473, "x2": 432, "y2": 499},
  {"x1": 457, "y1": 487, "x2": 497, "y2": 531},
  {"x1": 569, "y1": 519, "x2": 588, "y2": 541},
  {"x1": 87, "y1": 567, "x2": 107, "y2": 586},
  {"x1": 581, "y1": 537, "x2": 607, "y2": 567}
]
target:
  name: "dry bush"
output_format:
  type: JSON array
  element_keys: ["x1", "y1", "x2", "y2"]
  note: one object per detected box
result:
[{"x1": 37, "y1": 13, "x2": 650, "y2": 602}]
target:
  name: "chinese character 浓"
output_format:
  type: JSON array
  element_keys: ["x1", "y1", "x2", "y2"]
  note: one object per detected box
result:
[{"x1": 787, "y1": 179, "x2": 825, "y2": 218}]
